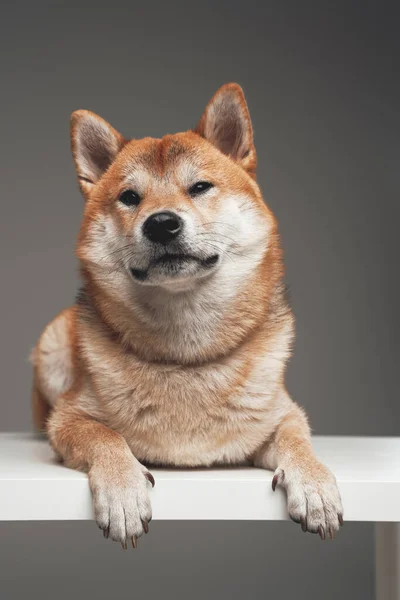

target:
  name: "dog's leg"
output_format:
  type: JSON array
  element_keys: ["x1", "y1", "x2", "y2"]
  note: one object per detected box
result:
[
  {"x1": 47, "y1": 405, "x2": 154, "y2": 546},
  {"x1": 254, "y1": 391, "x2": 343, "y2": 539}
]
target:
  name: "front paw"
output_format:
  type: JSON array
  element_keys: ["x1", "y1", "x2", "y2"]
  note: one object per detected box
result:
[
  {"x1": 272, "y1": 461, "x2": 343, "y2": 539},
  {"x1": 89, "y1": 461, "x2": 155, "y2": 548}
]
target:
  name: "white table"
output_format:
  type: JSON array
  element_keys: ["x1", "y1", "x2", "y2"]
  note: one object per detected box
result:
[{"x1": 0, "y1": 433, "x2": 399, "y2": 599}]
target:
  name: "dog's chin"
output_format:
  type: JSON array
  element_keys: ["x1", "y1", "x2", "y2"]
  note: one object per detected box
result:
[{"x1": 129, "y1": 253, "x2": 220, "y2": 287}]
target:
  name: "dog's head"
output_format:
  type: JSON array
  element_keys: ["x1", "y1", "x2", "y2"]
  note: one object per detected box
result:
[{"x1": 72, "y1": 84, "x2": 276, "y2": 295}]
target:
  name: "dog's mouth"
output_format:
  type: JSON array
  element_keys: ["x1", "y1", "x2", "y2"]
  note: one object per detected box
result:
[
  {"x1": 130, "y1": 253, "x2": 219, "y2": 282},
  {"x1": 155, "y1": 253, "x2": 219, "y2": 267}
]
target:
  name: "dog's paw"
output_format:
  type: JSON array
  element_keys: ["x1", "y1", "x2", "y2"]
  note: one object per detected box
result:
[
  {"x1": 272, "y1": 461, "x2": 343, "y2": 539},
  {"x1": 89, "y1": 461, "x2": 155, "y2": 547}
]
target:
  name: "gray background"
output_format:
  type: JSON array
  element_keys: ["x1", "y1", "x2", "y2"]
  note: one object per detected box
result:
[{"x1": 0, "y1": 0, "x2": 399, "y2": 598}]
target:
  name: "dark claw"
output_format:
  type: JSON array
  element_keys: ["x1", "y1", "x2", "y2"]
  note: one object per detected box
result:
[
  {"x1": 329, "y1": 527, "x2": 334, "y2": 540},
  {"x1": 291, "y1": 516, "x2": 301, "y2": 524},
  {"x1": 103, "y1": 527, "x2": 109, "y2": 539},
  {"x1": 145, "y1": 471, "x2": 156, "y2": 488},
  {"x1": 301, "y1": 517, "x2": 307, "y2": 533},
  {"x1": 142, "y1": 520, "x2": 149, "y2": 534},
  {"x1": 272, "y1": 474, "x2": 279, "y2": 492},
  {"x1": 131, "y1": 536, "x2": 137, "y2": 549},
  {"x1": 318, "y1": 525, "x2": 326, "y2": 540},
  {"x1": 121, "y1": 541, "x2": 128, "y2": 550},
  {"x1": 339, "y1": 514, "x2": 344, "y2": 527}
]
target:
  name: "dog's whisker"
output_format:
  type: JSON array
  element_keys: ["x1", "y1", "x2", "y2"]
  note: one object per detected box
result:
[{"x1": 99, "y1": 245, "x2": 136, "y2": 262}]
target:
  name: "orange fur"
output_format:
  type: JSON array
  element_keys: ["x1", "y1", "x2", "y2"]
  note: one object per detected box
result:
[{"x1": 31, "y1": 83, "x2": 343, "y2": 543}]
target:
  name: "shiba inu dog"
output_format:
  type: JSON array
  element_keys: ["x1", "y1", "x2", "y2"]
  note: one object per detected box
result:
[{"x1": 31, "y1": 83, "x2": 343, "y2": 546}]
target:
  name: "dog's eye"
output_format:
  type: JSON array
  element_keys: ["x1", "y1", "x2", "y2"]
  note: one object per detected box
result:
[
  {"x1": 188, "y1": 181, "x2": 214, "y2": 197},
  {"x1": 119, "y1": 190, "x2": 141, "y2": 207}
]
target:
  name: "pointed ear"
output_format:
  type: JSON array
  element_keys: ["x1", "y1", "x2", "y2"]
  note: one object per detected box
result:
[
  {"x1": 195, "y1": 83, "x2": 256, "y2": 174},
  {"x1": 70, "y1": 110, "x2": 126, "y2": 198}
]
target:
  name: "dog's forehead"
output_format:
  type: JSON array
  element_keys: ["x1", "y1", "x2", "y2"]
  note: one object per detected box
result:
[{"x1": 116, "y1": 133, "x2": 214, "y2": 183}]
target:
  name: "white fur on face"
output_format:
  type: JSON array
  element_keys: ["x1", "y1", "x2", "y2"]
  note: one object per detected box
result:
[
  {"x1": 120, "y1": 168, "x2": 152, "y2": 197},
  {"x1": 83, "y1": 190, "x2": 269, "y2": 297}
]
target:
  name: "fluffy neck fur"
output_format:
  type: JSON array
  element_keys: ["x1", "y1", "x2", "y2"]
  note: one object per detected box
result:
[{"x1": 77, "y1": 231, "x2": 288, "y2": 366}]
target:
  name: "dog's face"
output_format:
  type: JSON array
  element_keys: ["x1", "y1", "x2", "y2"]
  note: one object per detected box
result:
[{"x1": 72, "y1": 84, "x2": 275, "y2": 293}]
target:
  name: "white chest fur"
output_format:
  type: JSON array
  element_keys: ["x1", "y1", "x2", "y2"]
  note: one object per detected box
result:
[{"x1": 80, "y1": 320, "x2": 291, "y2": 467}]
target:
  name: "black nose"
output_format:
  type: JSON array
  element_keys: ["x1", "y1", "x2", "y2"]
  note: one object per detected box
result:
[{"x1": 142, "y1": 211, "x2": 183, "y2": 244}]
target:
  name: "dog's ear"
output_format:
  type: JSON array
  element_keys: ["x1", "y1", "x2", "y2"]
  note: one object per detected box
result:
[
  {"x1": 70, "y1": 110, "x2": 125, "y2": 198},
  {"x1": 195, "y1": 83, "x2": 256, "y2": 174}
]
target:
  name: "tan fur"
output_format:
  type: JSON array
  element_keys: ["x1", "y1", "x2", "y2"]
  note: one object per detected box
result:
[{"x1": 32, "y1": 83, "x2": 343, "y2": 544}]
